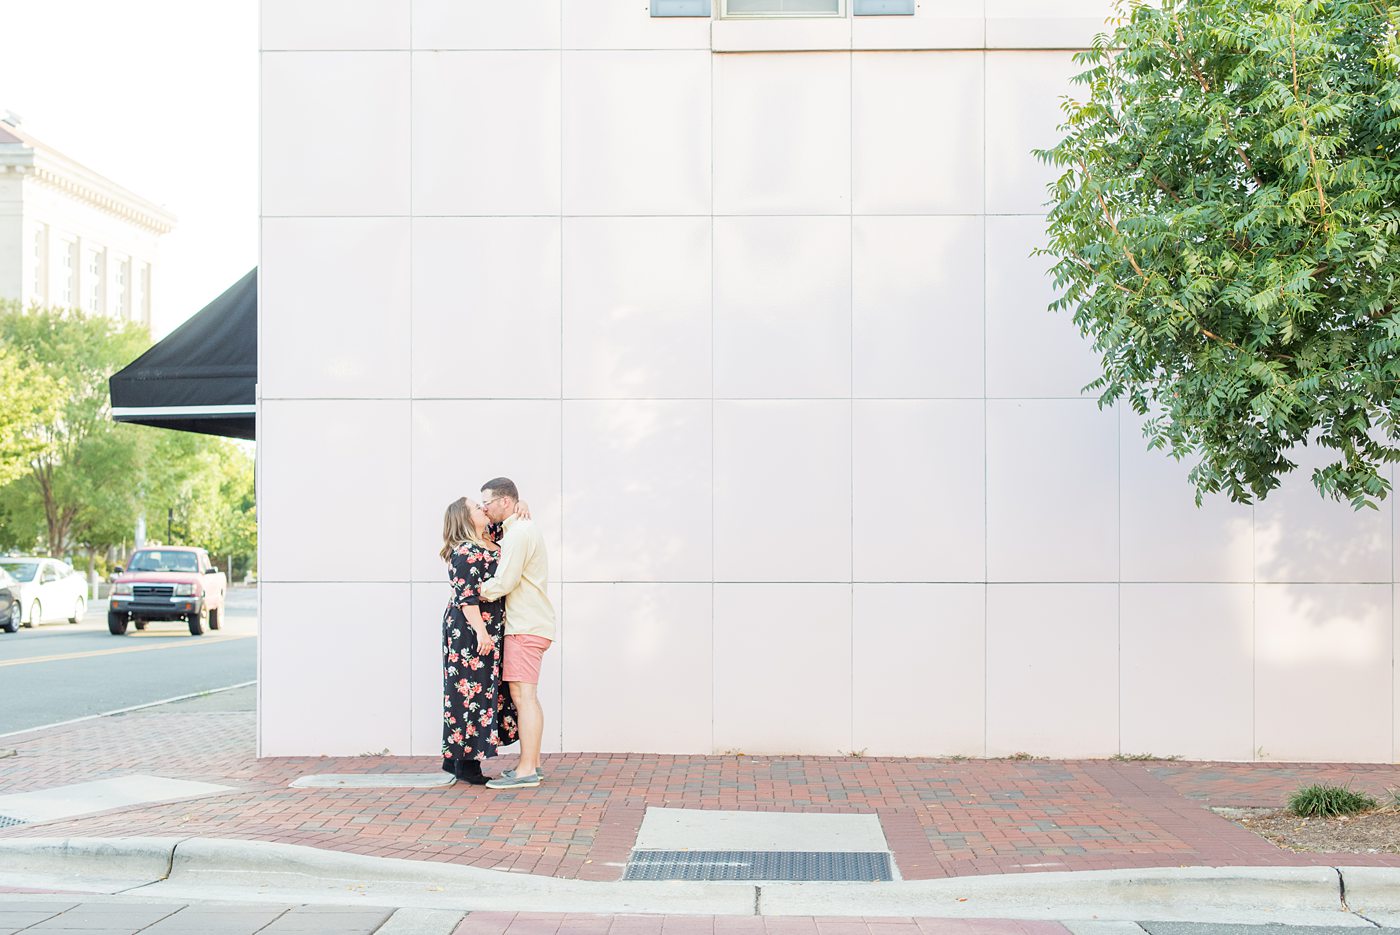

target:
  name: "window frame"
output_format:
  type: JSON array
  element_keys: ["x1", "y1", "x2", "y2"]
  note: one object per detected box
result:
[
  {"x1": 31, "y1": 224, "x2": 47, "y2": 301},
  {"x1": 719, "y1": 0, "x2": 845, "y2": 18}
]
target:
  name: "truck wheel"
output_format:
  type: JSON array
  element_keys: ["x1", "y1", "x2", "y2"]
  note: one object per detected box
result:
[
  {"x1": 208, "y1": 608, "x2": 220, "y2": 631},
  {"x1": 134, "y1": 619, "x2": 147, "y2": 631},
  {"x1": 108, "y1": 612, "x2": 128, "y2": 636},
  {"x1": 187, "y1": 611, "x2": 204, "y2": 636},
  {"x1": 23, "y1": 600, "x2": 38, "y2": 628},
  {"x1": 68, "y1": 597, "x2": 85, "y2": 624}
]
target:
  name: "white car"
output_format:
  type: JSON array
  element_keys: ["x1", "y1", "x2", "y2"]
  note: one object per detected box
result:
[{"x1": 0, "y1": 557, "x2": 87, "y2": 628}]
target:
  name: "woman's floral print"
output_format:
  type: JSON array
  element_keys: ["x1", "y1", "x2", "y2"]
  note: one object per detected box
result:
[{"x1": 443, "y1": 537, "x2": 517, "y2": 765}]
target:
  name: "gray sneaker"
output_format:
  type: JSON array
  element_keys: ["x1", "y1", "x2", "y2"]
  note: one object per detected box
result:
[
  {"x1": 486, "y1": 770, "x2": 542, "y2": 789},
  {"x1": 502, "y1": 767, "x2": 545, "y2": 780}
]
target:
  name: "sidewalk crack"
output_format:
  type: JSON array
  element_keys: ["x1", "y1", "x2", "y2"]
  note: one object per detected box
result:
[
  {"x1": 1337, "y1": 866, "x2": 1382, "y2": 927},
  {"x1": 165, "y1": 835, "x2": 197, "y2": 881}
]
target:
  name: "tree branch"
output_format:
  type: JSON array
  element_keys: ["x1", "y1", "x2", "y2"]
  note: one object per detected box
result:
[
  {"x1": 1289, "y1": 14, "x2": 1330, "y2": 224},
  {"x1": 1171, "y1": 21, "x2": 1267, "y2": 189}
]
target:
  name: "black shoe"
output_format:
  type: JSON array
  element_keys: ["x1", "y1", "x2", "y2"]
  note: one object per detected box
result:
[{"x1": 456, "y1": 759, "x2": 489, "y2": 786}]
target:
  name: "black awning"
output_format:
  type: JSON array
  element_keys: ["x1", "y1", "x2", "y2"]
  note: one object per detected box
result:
[{"x1": 110, "y1": 268, "x2": 257, "y2": 440}]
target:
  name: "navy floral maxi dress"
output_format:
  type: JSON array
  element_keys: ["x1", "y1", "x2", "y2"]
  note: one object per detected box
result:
[{"x1": 442, "y1": 540, "x2": 518, "y2": 774}]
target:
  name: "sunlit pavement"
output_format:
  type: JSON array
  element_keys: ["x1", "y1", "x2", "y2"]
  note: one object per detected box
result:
[
  {"x1": 0, "y1": 901, "x2": 1394, "y2": 934},
  {"x1": 2, "y1": 680, "x2": 1399, "y2": 884},
  {"x1": 0, "y1": 586, "x2": 256, "y2": 736}
]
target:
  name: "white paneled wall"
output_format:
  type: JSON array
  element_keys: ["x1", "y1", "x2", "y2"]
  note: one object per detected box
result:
[{"x1": 260, "y1": 0, "x2": 1398, "y2": 763}]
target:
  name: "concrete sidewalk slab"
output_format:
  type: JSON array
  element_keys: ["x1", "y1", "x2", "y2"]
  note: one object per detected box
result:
[
  {"x1": 0, "y1": 776, "x2": 232, "y2": 824},
  {"x1": 633, "y1": 808, "x2": 889, "y2": 852},
  {"x1": 373, "y1": 908, "x2": 465, "y2": 935},
  {"x1": 1139, "y1": 925, "x2": 1400, "y2": 934},
  {"x1": 288, "y1": 774, "x2": 454, "y2": 789}
]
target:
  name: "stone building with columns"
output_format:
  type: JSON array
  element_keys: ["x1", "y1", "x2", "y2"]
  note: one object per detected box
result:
[{"x1": 0, "y1": 114, "x2": 175, "y2": 325}]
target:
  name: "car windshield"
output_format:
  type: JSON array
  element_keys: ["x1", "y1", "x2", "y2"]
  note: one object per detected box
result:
[
  {"x1": 0, "y1": 562, "x2": 38, "y2": 582},
  {"x1": 127, "y1": 551, "x2": 199, "y2": 573}
]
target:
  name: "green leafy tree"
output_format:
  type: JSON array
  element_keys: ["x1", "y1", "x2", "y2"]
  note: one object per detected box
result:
[
  {"x1": 0, "y1": 302, "x2": 258, "y2": 580},
  {"x1": 1039, "y1": 0, "x2": 1400, "y2": 507},
  {"x1": 0, "y1": 302, "x2": 152, "y2": 553},
  {"x1": 151, "y1": 435, "x2": 257, "y2": 577},
  {"x1": 0, "y1": 343, "x2": 60, "y2": 488}
]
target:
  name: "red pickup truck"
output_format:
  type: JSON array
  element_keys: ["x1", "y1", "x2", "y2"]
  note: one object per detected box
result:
[{"x1": 108, "y1": 546, "x2": 228, "y2": 636}]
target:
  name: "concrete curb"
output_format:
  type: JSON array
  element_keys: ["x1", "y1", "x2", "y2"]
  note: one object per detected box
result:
[
  {"x1": 759, "y1": 865, "x2": 1353, "y2": 922},
  {"x1": 0, "y1": 837, "x2": 1390, "y2": 924},
  {"x1": 0, "y1": 836, "x2": 182, "y2": 888},
  {"x1": 1339, "y1": 865, "x2": 1400, "y2": 925}
]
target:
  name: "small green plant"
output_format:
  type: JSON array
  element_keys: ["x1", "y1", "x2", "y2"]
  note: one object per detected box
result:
[
  {"x1": 1008, "y1": 752, "x2": 1037, "y2": 761},
  {"x1": 1112, "y1": 752, "x2": 1183, "y2": 762},
  {"x1": 1288, "y1": 784, "x2": 1377, "y2": 818}
]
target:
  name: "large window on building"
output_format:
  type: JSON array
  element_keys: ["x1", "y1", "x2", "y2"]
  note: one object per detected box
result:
[
  {"x1": 133, "y1": 261, "x2": 149, "y2": 323},
  {"x1": 114, "y1": 258, "x2": 130, "y2": 320},
  {"x1": 86, "y1": 248, "x2": 104, "y2": 316},
  {"x1": 723, "y1": 0, "x2": 841, "y2": 13},
  {"x1": 31, "y1": 225, "x2": 46, "y2": 302},
  {"x1": 61, "y1": 240, "x2": 77, "y2": 308}
]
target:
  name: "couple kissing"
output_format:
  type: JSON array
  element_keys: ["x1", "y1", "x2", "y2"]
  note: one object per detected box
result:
[{"x1": 439, "y1": 477, "x2": 555, "y2": 789}]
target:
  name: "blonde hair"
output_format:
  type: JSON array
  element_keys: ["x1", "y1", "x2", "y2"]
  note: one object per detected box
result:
[{"x1": 440, "y1": 497, "x2": 491, "y2": 562}]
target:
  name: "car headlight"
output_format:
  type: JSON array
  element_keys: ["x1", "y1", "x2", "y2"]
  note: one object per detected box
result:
[
  {"x1": 112, "y1": 583, "x2": 132, "y2": 596},
  {"x1": 173, "y1": 583, "x2": 196, "y2": 597}
]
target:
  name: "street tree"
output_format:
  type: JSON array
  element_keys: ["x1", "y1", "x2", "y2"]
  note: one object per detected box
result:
[
  {"x1": 0, "y1": 342, "x2": 60, "y2": 488},
  {"x1": 1039, "y1": 0, "x2": 1400, "y2": 507},
  {"x1": 0, "y1": 302, "x2": 151, "y2": 553}
]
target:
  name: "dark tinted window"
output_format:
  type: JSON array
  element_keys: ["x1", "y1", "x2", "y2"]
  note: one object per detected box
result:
[{"x1": 127, "y1": 550, "x2": 199, "y2": 573}]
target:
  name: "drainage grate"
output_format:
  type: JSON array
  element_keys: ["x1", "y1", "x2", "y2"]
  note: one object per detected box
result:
[
  {"x1": 0, "y1": 814, "x2": 26, "y2": 829},
  {"x1": 624, "y1": 849, "x2": 893, "y2": 882}
]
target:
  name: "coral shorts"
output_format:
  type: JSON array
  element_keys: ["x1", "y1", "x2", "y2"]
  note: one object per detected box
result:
[{"x1": 502, "y1": 634, "x2": 552, "y2": 684}]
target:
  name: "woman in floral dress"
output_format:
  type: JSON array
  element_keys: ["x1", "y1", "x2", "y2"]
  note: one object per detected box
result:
[{"x1": 440, "y1": 496, "x2": 518, "y2": 785}]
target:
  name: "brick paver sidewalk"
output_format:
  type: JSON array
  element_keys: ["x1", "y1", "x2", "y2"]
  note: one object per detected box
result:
[{"x1": 2, "y1": 688, "x2": 1399, "y2": 882}]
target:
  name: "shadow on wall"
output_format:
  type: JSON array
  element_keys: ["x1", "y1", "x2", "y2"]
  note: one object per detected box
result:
[
  {"x1": 1253, "y1": 440, "x2": 1394, "y2": 597},
  {"x1": 1249, "y1": 441, "x2": 1394, "y2": 761}
]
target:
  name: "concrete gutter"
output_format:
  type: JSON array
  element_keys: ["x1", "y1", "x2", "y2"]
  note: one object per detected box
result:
[
  {"x1": 0, "y1": 836, "x2": 182, "y2": 891},
  {"x1": 0, "y1": 837, "x2": 1387, "y2": 925},
  {"x1": 1338, "y1": 866, "x2": 1400, "y2": 926}
]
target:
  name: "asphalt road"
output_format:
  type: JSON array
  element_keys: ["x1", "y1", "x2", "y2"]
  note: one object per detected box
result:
[{"x1": 0, "y1": 586, "x2": 256, "y2": 737}]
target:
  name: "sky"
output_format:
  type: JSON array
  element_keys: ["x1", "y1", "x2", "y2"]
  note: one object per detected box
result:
[{"x1": 2, "y1": 0, "x2": 258, "y2": 338}]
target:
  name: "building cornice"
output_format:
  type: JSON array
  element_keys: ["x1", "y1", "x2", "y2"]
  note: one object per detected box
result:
[{"x1": 0, "y1": 142, "x2": 177, "y2": 236}]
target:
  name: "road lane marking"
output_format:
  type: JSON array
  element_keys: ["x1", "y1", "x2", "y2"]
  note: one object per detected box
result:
[
  {"x1": 0, "y1": 680, "x2": 256, "y2": 740},
  {"x1": 0, "y1": 634, "x2": 254, "y2": 668}
]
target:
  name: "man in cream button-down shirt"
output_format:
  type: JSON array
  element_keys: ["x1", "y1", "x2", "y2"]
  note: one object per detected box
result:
[{"x1": 478, "y1": 477, "x2": 555, "y2": 789}]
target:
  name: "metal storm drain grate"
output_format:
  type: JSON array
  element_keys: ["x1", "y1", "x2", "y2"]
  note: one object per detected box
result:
[
  {"x1": 0, "y1": 814, "x2": 27, "y2": 829},
  {"x1": 624, "y1": 849, "x2": 893, "y2": 882}
]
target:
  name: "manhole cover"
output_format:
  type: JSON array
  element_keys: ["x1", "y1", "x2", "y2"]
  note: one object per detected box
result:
[
  {"x1": 0, "y1": 815, "x2": 27, "y2": 829},
  {"x1": 624, "y1": 850, "x2": 893, "y2": 882}
]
